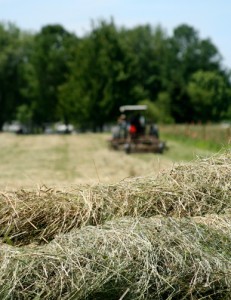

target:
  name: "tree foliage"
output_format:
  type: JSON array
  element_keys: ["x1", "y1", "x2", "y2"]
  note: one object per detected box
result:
[
  {"x1": 0, "y1": 20, "x2": 230, "y2": 130},
  {"x1": 187, "y1": 70, "x2": 231, "y2": 122},
  {"x1": 0, "y1": 23, "x2": 24, "y2": 128},
  {"x1": 32, "y1": 24, "x2": 78, "y2": 124}
]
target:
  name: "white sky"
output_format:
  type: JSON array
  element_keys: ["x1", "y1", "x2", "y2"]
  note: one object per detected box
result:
[{"x1": 1, "y1": 0, "x2": 231, "y2": 68}]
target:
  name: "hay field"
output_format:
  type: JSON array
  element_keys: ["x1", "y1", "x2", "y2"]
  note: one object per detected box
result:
[
  {"x1": 0, "y1": 132, "x2": 213, "y2": 189},
  {"x1": 0, "y1": 133, "x2": 230, "y2": 299},
  {"x1": 160, "y1": 124, "x2": 231, "y2": 150}
]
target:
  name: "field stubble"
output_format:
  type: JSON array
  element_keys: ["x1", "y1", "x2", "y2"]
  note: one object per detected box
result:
[
  {"x1": 0, "y1": 132, "x2": 214, "y2": 189},
  {"x1": 0, "y1": 133, "x2": 169, "y2": 189}
]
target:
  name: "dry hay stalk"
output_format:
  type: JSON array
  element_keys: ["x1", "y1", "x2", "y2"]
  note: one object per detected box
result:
[
  {"x1": 0, "y1": 216, "x2": 231, "y2": 299},
  {"x1": 0, "y1": 151, "x2": 231, "y2": 245}
]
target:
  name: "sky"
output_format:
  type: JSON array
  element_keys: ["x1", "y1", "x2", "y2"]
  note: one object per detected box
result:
[{"x1": 1, "y1": 0, "x2": 231, "y2": 68}]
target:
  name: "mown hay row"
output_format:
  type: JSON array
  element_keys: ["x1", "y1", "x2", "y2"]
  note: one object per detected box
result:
[
  {"x1": 0, "y1": 216, "x2": 231, "y2": 300},
  {"x1": 0, "y1": 151, "x2": 231, "y2": 245}
]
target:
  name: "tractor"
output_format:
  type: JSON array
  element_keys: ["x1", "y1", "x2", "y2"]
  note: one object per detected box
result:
[{"x1": 109, "y1": 105, "x2": 166, "y2": 154}]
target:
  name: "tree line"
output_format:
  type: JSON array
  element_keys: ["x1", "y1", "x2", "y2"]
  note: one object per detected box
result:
[{"x1": 0, "y1": 20, "x2": 231, "y2": 131}]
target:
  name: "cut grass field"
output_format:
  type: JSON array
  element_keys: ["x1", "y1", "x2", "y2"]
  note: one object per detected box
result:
[
  {"x1": 0, "y1": 150, "x2": 231, "y2": 299},
  {"x1": 0, "y1": 132, "x2": 230, "y2": 299},
  {"x1": 0, "y1": 132, "x2": 214, "y2": 189}
]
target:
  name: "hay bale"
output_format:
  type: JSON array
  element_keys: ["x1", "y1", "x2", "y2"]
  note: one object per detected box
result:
[
  {"x1": 0, "y1": 216, "x2": 231, "y2": 299},
  {"x1": 0, "y1": 151, "x2": 231, "y2": 245}
]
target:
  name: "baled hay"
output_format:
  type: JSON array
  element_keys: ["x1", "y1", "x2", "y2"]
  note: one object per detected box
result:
[
  {"x1": 0, "y1": 151, "x2": 231, "y2": 245},
  {"x1": 0, "y1": 216, "x2": 231, "y2": 299}
]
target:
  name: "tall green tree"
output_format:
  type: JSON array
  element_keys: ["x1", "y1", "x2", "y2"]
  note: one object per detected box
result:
[
  {"x1": 16, "y1": 32, "x2": 38, "y2": 125},
  {"x1": 32, "y1": 24, "x2": 77, "y2": 125},
  {"x1": 166, "y1": 24, "x2": 223, "y2": 122},
  {"x1": 0, "y1": 23, "x2": 25, "y2": 129},
  {"x1": 187, "y1": 70, "x2": 231, "y2": 122},
  {"x1": 59, "y1": 20, "x2": 135, "y2": 129},
  {"x1": 121, "y1": 25, "x2": 168, "y2": 102}
]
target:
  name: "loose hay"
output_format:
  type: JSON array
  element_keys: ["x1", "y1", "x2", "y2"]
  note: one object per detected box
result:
[
  {"x1": 0, "y1": 151, "x2": 231, "y2": 245},
  {"x1": 0, "y1": 216, "x2": 231, "y2": 299},
  {"x1": 0, "y1": 151, "x2": 231, "y2": 299}
]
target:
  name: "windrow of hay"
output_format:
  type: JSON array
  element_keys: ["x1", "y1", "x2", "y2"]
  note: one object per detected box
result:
[
  {"x1": 0, "y1": 216, "x2": 231, "y2": 300},
  {"x1": 0, "y1": 151, "x2": 231, "y2": 245}
]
